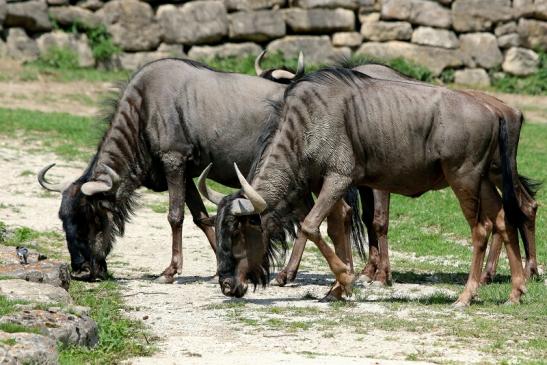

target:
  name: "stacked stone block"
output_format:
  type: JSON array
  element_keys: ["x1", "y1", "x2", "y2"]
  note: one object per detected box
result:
[{"x1": 0, "y1": 0, "x2": 545, "y2": 85}]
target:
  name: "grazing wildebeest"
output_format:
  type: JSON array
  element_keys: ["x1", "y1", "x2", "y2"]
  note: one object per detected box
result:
[
  {"x1": 205, "y1": 67, "x2": 531, "y2": 306},
  {"x1": 37, "y1": 56, "x2": 363, "y2": 285},
  {"x1": 267, "y1": 62, "x2": 540, "y2": 287}
]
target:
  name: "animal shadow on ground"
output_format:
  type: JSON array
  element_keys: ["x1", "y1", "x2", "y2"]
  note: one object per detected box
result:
[{"x1": 391, "y1": 271, "x2": 511, "y2": 285}]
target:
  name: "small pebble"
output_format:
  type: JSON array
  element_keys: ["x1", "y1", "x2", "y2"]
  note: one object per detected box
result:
[{"x1": 143, "y1": 315, "x2": 149, "y2": 320}]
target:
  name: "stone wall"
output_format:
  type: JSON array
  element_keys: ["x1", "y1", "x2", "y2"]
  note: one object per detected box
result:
[{"x1": 0, "y1": 0, "x2": 545, "y2": 85}]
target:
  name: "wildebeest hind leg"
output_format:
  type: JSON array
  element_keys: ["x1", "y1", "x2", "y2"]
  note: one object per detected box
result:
[
  {"x1": 373, "y1": 190, "x2": 391, "y2": 286},
  {"x1": 157, "y1": 153, "x2": 187, "y2": 284},
  {"x1": 453, "y1": 178, "x2": 493, "y2": 308},
  {"x1": 185, "y1": 177, "x2": 217, "y2": 253},
  {"x1": 480, "y1": 231, "x2": 503, "y2": 284},
  {"x1": 359, "y1": 187, "x2": 380, "y2": 283}
]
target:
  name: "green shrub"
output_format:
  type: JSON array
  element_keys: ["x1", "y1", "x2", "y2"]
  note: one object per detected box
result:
[
  {"x1": 85, "y1": 25, "x2": 121, "y2": 62},
  {"x1": 386, "y1": 57, "x2": 433, "y2": 82},
  {"x1": 35, "y1": 46, "x2": 79, "y2": 69}
]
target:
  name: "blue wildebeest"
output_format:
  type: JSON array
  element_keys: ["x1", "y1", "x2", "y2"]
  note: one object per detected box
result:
[
  {"x1": 266, "y1": 62, "x2": 539, "y2": 287},
  {"x1": 37, "y1": 56, "x2": 364, "y2": 285},
  {"x1": 204, "y1": 67, "x2": 532, "y2": 306}
]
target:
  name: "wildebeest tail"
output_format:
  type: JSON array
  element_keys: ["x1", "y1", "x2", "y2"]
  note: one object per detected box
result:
[
  {"x1": 518, "y1": 174, "x2": 542, "y2": 199},
  {"x1": 345, "y1": 187, "x2": 367, "y2": 261},
  {"x1": 498, "y1": 117, "x2": 529, "y2": 257}
]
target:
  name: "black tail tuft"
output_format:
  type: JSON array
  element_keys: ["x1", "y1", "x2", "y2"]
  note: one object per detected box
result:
[
  {"x1": 518, "y1": 174, "x2": 542, "y2": 199},
  {"x1": 499, "y1": 117, "x2": 529, "y2": 257},
  {"x1": 345, "y1": 187, "x2": 367, "y2": 261}
]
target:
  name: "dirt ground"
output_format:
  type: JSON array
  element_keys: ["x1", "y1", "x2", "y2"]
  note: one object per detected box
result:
[{"x1": 1, "y1": 77, "x2": 545, "y2": 364}]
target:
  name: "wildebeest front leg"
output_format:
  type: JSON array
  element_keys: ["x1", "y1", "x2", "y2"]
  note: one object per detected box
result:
[
  {"x1": 185, "y1": 176, "x2": 217, "y2": 253},
  {"x1": 273, "y1": 229, "x2": 307, "y2": 286},
  {"x1": 157, "y1": 152, "x2": 187, "y2": 284},
  {"x1": 301, "y1": 174, "x2": 354, "y2": 298},
  {"x1": 373, "y1": 190, "x2": 391, "y2": 286}
]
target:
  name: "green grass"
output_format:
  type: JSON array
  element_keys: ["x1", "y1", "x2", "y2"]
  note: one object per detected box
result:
[
  {"x1": 0, "y1": 223, "x2": 65, "y2": 259},
  {"x1": 59, "y1": 280, "x2": 154, "y2": 365},
  {"x1": 0, "y1": 322, "x2": 40, "y2": 334},
  {"x1": 0, "y1": 295, "x2": 29, "y2": 316},
  {"x1": 0, "y1": 338, "x2": 16, "y2": 346}
]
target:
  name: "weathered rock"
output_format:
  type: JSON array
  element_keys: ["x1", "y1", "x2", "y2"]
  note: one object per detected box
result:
[
  {"x1": 223, "y1": 0, "x2": 284, "y2": 11},
  {"x1": 0, "y1": 260, "x2": 70, "y2": 290},
  {"x1": 498, "y1": 33, "x2": 521, "y2": 48},
  {"x1": 267, "y1": 35, "x2": 350, "y2": 64},
  {"x1": 0, "y1": 308, "x2": 98, "y2": 347},
  {"x1": 283, "y1": 8, "x2": 355, "y2": 33},
  {"x1": 515, "y1": 0, "x2": 547, "y2": 20},
  {"x1": 0, "y1": 279, "x2": 72, "y2": 305},
  {"x1": 291, "y1": 0, "x2": 360, "y2": 9},
  {"x1": 6, "y1": 28, "x2": 39, "y2": 62},
  {"x1": 495, "y1": 21, "x2": 517, "y2": 36},
  {"x1": 332, "y1": 32, "x2": 363, "y2": 47},
  {"x1": 452, "y1": 0, "x2": 514, "y2": 32},
  {"x1": 4, "y1": 0, "x2": 52, "y2": 32},
  {"x1": 48, "y1": 0, "x2": 68, "y2": 5},
  {"x1": 356, "y1": 41, "x2": 463, "y2": 75},
  {"x1": 533, "y1": 0, "x2": 547, "y2": 20},
  {"x1": 157, "y1": 43, "x2": 186, "y2": 58},
  {"x1": 454, "y1": 68, "x2": 491, "y2": 87},
  {"x1": 77, "y1": 0, "x2": 104, "y2": 11},
  {"x1": 49, "y1": 5, "x2": 101, "y2": 29},
  {"x1": 502, "y1": 47, "x2": 540, "y2": 76},
  {"x1": 0, "y1": 331, "x2": 58, "y2": 365},
  {"x1": 157, "y1": 1, "x2": 228, "y2": 45},
  {"x1": 358, "y1": 0, "x2": 381, "y2": 14},
  {"x1": 518, "y1": 18, "x2": 547, "y2": 50},
  {"x1": 97, "y1": 0, "x2": 161, "y2": 51},
  {"x1": 411, "y1": 26, "x2": 459, "y2": 48},
  {"x1": 381, "y1": 0, "x2": 451, "y2": 28},
  {"x1": 0, "y1": 39, "x2": 7, "y2": 59},
  {"x1": 36, "y1": 31, "x2": 95, "y2": 68},
  {"x1": 118, "y1": 45, "x2": 184, "y2": 70},
  {"x1": 360, "y1": 14, "x2": 412, "y2": 41},
  {"x1": 188, "y1": 42, "x2": 261, "y2": 60},
  {"x1": 460, "y1": 32, "x2": 503, "y2": 69},
  {"x1": 228, "y1": 10, "x2": 285, "y2": 42}
]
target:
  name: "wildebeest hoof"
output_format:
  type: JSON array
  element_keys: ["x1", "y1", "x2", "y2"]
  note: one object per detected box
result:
[
  {"x1": 356, "y1": 274, "x2": 373, "y2": 284},
  {"x1": 269, "y1": 277, "x2": 285, "y2": 287},
  {"x1": 155, "y1": 275, "x2": 175, "y2": 284},
  {"x1": 319, "y1": 292, "x2": 344, "y2": 302},
  {"x1": 271, "y1": 271, "x2": 288, "y2": 287},
  {"x1": 451, "y1": 300, "x2": 469, "y2": 310},
  {"x1": 480, "y1": 272, "x2": 493, "y2": 285}
]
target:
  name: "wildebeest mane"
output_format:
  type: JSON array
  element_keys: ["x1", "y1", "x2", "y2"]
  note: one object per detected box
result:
[{"x1": 337, "y1": 57, "x2": 416, "y2": 81}]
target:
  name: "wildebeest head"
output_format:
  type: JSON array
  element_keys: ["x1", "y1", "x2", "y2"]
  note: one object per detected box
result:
[
  {"x1": 254, "y1": 50, "x2": 305, "y2": 84},
  {"x1": 38, "y1": 162, "x2": 122, "y2": 281},
  {"x1": 198, "y1": 163, "x2": 272, "y2": 297}
]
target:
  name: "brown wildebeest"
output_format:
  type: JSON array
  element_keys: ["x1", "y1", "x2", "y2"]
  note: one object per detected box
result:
[
  {"x1": 203, "y1": 67, "x2": 531, "y2": 306},
  {"x1": 269, "y1": 63, "x2": 540, "y2": 287}
]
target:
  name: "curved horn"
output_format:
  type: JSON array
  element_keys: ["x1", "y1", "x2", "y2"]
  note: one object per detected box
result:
[
  {"x1": 234, "y1": 163, "x2": 267, "y2": 213},
  {"x1": 296, "y1": 51, "x2": 305, "y2": 76},
  {"x1": 37, "y1": 163, "x2": 65, "y2": 193},
  {"x1": 197, "y1": 163, "x2": 226, "y2": 205},
  {"x1": 255, "y1": 50, "x2": 266, "y2": 75},
  {"x1": 271, "y1": 69, "x2": 297, "y2": 80},
  {"x1": 80, "y1": 164, "x2": 118, "y2": 196}
]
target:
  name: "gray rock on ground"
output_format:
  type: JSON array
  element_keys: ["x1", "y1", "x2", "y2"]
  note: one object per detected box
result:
[
  {"x1": 332, "y1": 32, "x2": 363, "y2": 47},
  {"x1": 495, "y1": 21, "x2": 517, "y2": 36},
  {"x1": 97, "y1": 0, "x2": 162, "y2": 51},
  {"x1": 223, "y1": 0, "x2": 284, "y2": 11},
  {"x1": 117, "y1": 45, "x2": 186, "y2": 70},
  {"x1": 381, "y1": 0, "x2": 452, "y2": 29},
  {"x1": 502, "y1": 47, "x2": 540, "y2": 76},
  {"x1": 291, "y1": 0, "x2": 360, "y2": 9},
  {"x1": 452, "y1": 0, "x2": 514, "y2": 32},
  {"x1": 267, "y1": 35, "x2": 350, "y2": 64},
  {"x1": 48, "y1": 5, "x2": 101, "y2": 29},
  {"x1": 228, "y1": 10, "x2": 285, "y2": 42},
  {"x1": 0, "y1": 308, "x2": 98, "y2": 347},
  {"x1": 357, "y1": 41, "x2": 463, "y2": 76},
  {"x1": 157, "y1": 1, "x2": 228, "y2": 45},
  {"x1": 0, "y1": 0, "x2": 6, "y2": 25},
  {"x1": 188, "y1": 42, "x2": 262, "y2": 60},
  {"x1": 4, "y1": 0, "x2": 52, "y2": 32},
  {"x1": 283, "y1": 8, "x2": 355, "y2": 33},
  {"x1": 497, "y1": 33, "x2": 521, "y2": 48},
  {"x1": 454, "y1": 68, "x2": 491, "y2": 87},
  {"x1": 460, "y1": 32, "x2": 503, "y2": 69},
  {"x1": 77, "y1": 0, "x2": 104, "y2": 11},
  {"x1": 361, "y1": 13, "x2": 412, "y2": 42},
  {"x1": 0, "y1": 279, "x2": 72, "y2": 305},
  {"x1": 0, "y1": 331, "x2": 58, "y2": 365},
  {"x1": 37, "y1": 31, "x2": 95, "y2": 68},
  {"x1": 411, "y1": 26, "x2": 459, "y2": 49},
  {"x1": 518, "y1": 18, "x2": 547, "y2": 50},
  {"x1": 0, "y1": 259, "x2": 71, "y2": 290},
  {"x1": 6, "y1": 28, "x2": 39, "y2": 62}
]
